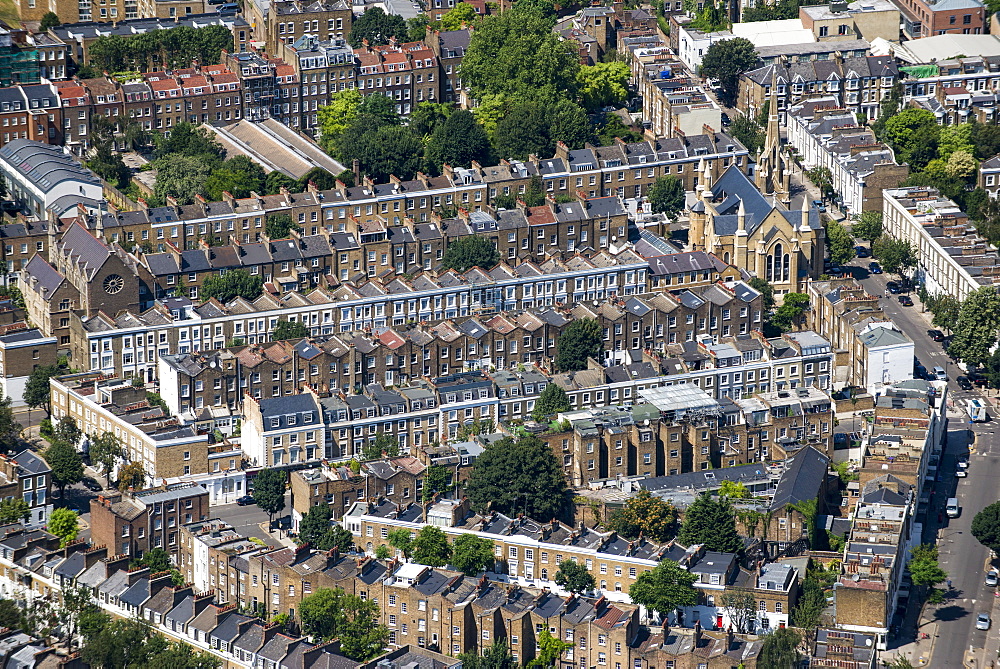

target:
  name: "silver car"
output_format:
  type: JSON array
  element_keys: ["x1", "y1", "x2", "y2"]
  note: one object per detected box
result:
[
  {"x1": 987, "y1": 569, "x2": 999, "y2": 587},
  {"x1": 977, "y1": 613, "x2": 991, "y2": 630}
]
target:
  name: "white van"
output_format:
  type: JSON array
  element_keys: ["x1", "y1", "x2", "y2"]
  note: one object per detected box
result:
[
  {"x1": 946, "y1": 497, "x2": 960, "y2": 518},
  {"x1": 933, "y1": 366, "x2": 948, "y2": 381}
]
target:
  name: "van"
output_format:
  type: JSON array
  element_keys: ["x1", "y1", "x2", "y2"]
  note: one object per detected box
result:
[
  {"x1": 217, "y1": 2, "x2": 239, "y2": 13},
  {"x1": 946, "y1": 497, "x2": 960, "y2": 518},
  {"x1": 933, "y1": 365, "x2": 947, "y2": 381}
]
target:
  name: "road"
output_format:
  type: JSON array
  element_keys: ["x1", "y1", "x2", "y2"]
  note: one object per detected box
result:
[
  {"x1": 844, "y1": 257, "x2": 996, "y2": 665},
  {"x1": 210, "y1": 493, "x2": 288, "y2": 549}
]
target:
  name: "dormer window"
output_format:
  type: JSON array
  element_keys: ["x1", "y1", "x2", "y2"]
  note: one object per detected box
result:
[
  {"x1": 288, "y1": 415, "x2": 296, "y2": 426},
  {"x1": 270, "y1": 417, "x2": 280, "y2": 428}
]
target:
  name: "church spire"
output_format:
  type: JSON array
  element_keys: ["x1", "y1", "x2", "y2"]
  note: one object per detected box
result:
[{"x1": 755, "y1": 65, "x2": 787, "y2": 200}]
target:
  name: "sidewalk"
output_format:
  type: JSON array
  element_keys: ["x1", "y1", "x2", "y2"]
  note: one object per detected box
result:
[{"x1": 891, "y1": 610, "x2": 939, "y2": 667}]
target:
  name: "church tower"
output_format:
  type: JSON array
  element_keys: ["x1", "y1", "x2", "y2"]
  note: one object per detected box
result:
[{"x1": 754, "y1": 67, "x2": 791, "y2": 205}]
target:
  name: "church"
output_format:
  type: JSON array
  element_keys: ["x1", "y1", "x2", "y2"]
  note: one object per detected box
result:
[{"x1": 686, "y1": 80, "x2": 825, "y2": 298}]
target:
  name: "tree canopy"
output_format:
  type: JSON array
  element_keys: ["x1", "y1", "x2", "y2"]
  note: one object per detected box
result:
[
  {"x1": 554, "y1": 318, "x2": 602, "y2": 372},
  {"x1": 759, "y1": 628, "x2": 802, "y2": 669},
  {"x1": 45, "y1": 439, "x2": 84, "y2": 498},
  {"x1": 426, "y1": 110, "x2": 492, "y2": 172},
  {"x1": 465, "y1": 435, "x2": 570, "y2": 521},
  {"x1": 628, "y1": 559, "x2": 699, "y2": 618},
  {"x1": 851, "y1": 211, "x2": 883, "y2": 241},
  {"x1": 201, "y1": 269, "x2": 263, "y2": 303},
  {"x1": 349, "y1": 7, "x2": 408, "y2": 47},
  {"x1": 451, "y1": 533, "x2": 495, "y2": 575},
  {"x1": 441, "y1": 236, "x2": 501, "y2": 273},
  {"x1": 299, "y1": 504, "x2": 354, "y2": 552},
  {"x1": 699, "y1": 38, "x2": 757, "y2": 106},
  {"x1": 973, "y1": 500, "x2": 1000, "y2": 555},
  {"x1": 647, "y1": 176, "x2": 686, "y2": 217},
  {"x1": 532, "y1": 383, "x2": 571, "y2": 422},
  {"x1": 676, "y1": 492, "x2": 743, "y2": 554},
  {"x1": 411, "y1": 525, "x2": 453, "y2": 567},
  {"x1": 88, "y1": 25, "x2": 233, "y2": 73},
  {"x1": 606, "y1": 489, "x2": 678, "y2": 543},
  {"x1": 253, "y1": 469, "x2": 287, "y2": 526},
  {"x1": 273, "y1": 320, "x2": 309, "y2": 341},
  {"x1": 948, "y1": 286, "x2": 1000, "y2": 367},
  {"x1": 826, "y1": 220, "x2": 856, "y2": 265},
  {"x1": 555, "y1": 559, "x2": 595, "y2": 593},
  {"x1": 49, "y1": 508, "x2": 80, "y2": 547}
]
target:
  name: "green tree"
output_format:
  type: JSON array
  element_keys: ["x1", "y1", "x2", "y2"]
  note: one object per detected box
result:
[
  {"x1": 771, "y1": 293, "x2": 809, "y2": 332},
  {"x1": 871, "y1": 235, "x2": 916, "y2": 278},
  {"x1": 555, "y1": 559, "x2": 595, "y2": 593},
  {"x1": 528, "y1": 629, "x2": 573, "y2": 668},
  {"x1": 532, "y1": 383, "x2": 571, "y2": 422},
  {"x1": 460, "y1": 641, "x2": 517, "y2": 669},
  {"x1": 731, "y1": 112, "x2": 765, "y2": 155},
  {"x1": 299, "y1": 587, "x2": 342, "y2": 640},
  {"x1": 465, "y1": 435, "x2": 570, "y2": 521},
  {"x1": 299, "y1": 504, "x2": 337, "y2": 549},
  {"x1": 422, "y1": 464, "x2": 453, "y2": 502},
  {"x1": 426, "y1": 110, "x2": 493, "y2": 172},
  {"x1": 606, "y1": 489, "x2": 678, "y2": 543},
  {"x1": 948, "y1": 286, "x2": 1000, "y2": 367},
  {"x1": 0, "y1": 497, "x2": 28, "y2": 523},
  {"x1": 554, "y1": 318, "x2": 602, "y2": 372},
  {"x1": 851, "y1": 211, "x2": 883, "y2": 241},
  {"x1": 973, "y1": 501, "x2": 1000, "y2": 555},
  {"x1": 0, "y1": 390, "x2": 20, "y2": 454},
  {"x1": 265, "y1": 213, "x2": 300, "y2": 239},
  {"x1": 49, "y1": 508, "x2": 79, "y2": 547},
  {"x1": 749, "y1": 276, "x2": 775, "y2": 313},
  {"x1": 460, "y1": 3, "x2": 579, "y2": 104},
  {"x1": 718, "y1": 480, "x2": 749, "y2": 499},
  {"x1": 201, "y1": 269, "x2": 263, "y2": 303},
  {"x1": 881, "y1": 109, "x2": 940, "y2": 165},
  {"x1": 937, "y1": 123, "x2": 975, "y2": 160},
  {"x1": 596, "y1": 113, "x2": 642, "y2": 146},
  {"x1": 411, "y1": 525, "x2": 452, "y2": 567},
  {"x1": 264, "y1": 171, "x2": 300, "y2": 195},
  {"x1": 628, "y1": 559, "x2": 699, "y2": 619},
  {"x1": 53, "y1": 416, "x2": 82, "y2": 448},
  {"x1": 45, "y1": 440, "x2": 84, "y2": 498},
  {"x1": 337, "y1": 592, "x2": 390, "y2": 660},
  {"x1": 441, "y1": 236, "x2": 501, "y2": 273},
  {"x1": 928, "y1": 294, "x2": 961, "y2": 333},
  {"x1": 699, "y1": 37, "x2": 757, "y2": 105},
  {"x1": 362, "y1": 432, "x2": 401, "y2": 460},
  {"x1": 806, "y1": 166, "x2": 834, "y2": 200},
  {"x1": 451, "y1": 533, "x2": 495, "y2": 575},
  {"x1": 24, "y1": 363, "x2": 62, "y2": 416},
  {"x1": 88, "y1": 432, "x2": 123, "y2": 480},
  {"x1": 348, "y1": 7, "x2": 408, "y2": 47},
  {"x1": 973, "y1": 122, "x2": 1000, "y2": 160},
  {"x1": 39, "y1": 11, "x2": 61, "y2": 30},
  {"x1": 0, "y1": 599, "x2": 23, "y2": 632},
  {"x1": 298, "y1": 167, "x2": 338, "y2": 191},
  {"x1": 577, "y1": 61, "x2": 630, "y2": 112},
  {"x1": 273, "y1": 320, "x2": 310, "y2": 341},
  {"x1": 677, "y1": 492, "x2": 743, "y2": 554},
  {"x1": 253, "y1": 468, "x2": 287, "y2": 527},
  {"x1": 791, "y1": 573, "x2": 827, "y2": 630},
  {"x1": 758, "y1": 627, "x2": 801, "y2": 669},
  {"x1": 388, "y1": 527, "x2": 413, "y2": 558},
  {"x1": 407, "y1": 14, "x2": 430, "y2": 41},
  {"x1": 826, "y1": 220, "x2": 856, "y2": 265},
  {"x1": 317, "y1": 89, "x2": 363, "y2": 156},
  {"x1": 908, "y1": 543, "x2": 947, "y2": 588},
  {"x1": 719, "y1": 590, "x2": 757, "y2": 634},
  {"x1": 349, "y1": 125, "x2": 424, "y2": 182},
  {"x1": 152, "y1": 154, "x2": 212, "y2": 205},
  {"x1": 440, "y1": 2, "x2": 478, "y2": 29},
  {"x1": 410, "y1": 101, "x2": 453, "y2": 137},
  {"x1": 132, "y1": 547, "x2": 172, "y2": 573},
  {"x1": 947, "y1": 149, "x2": 978, "y2": 180},
  {"x1": 117, "y1": 461, "x2": 146, "y2": 492},
  {"x1": 647, "y1": 175, "x2": 686, "y2": 217}
]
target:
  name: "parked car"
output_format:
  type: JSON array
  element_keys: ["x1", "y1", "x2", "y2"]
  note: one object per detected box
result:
[
  {"x1": 886, "y1": 281, "x2": 902, "y2": 294},
  {"x1": 958, "y1": 375, "x2": 973, "y2": 390},
  {"x1": 81, "y1": 478, "x2": 102, "y2": 492},
  {"x1": 928, "y1": 329, "x2": 945, "y2": 342},
  {"x1": 898, "y1": 295, "x2": 914, "y2": 306},
  {"x1": 958, "y1": 457, "x2": 970, "y2": 470},
  {"x1": 721, "y1": 112, "x2": 731, "y2": 126},
  {"x1": 987, "y1": 569, "x2": 998, "y2": 587},
  {"x1": 855, "y1": 246, "x2": 870, "y2": 258},
  {"x1": 978, "y1": 613, "x2": 991, "y2": 630},
  {"x1": 828, "y1": 266, "x2": 845, "y2": 276},
  {"x1": 813, "y1": 199, "x2": 826, "y2": 213},
  {"x1": 868, "y1": 262, "x2": 882, "y2": 274},
  {"x1": 236, "y1": 495, "x2": 255, "y2": 506},
  {"x1": 216, "y1": 2, "x2": 239, "y2": 13}
]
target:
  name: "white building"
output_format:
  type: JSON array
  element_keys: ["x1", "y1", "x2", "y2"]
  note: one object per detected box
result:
[
  {"x1": 858, "y1": 323, "x2": 914, "y2": 395},
  {"x1": 0, "y1": 140, "x2": 104, "y2": 220},
  {"x1": 883, "y1": 186, "x2": 1000, "y2": 300},
  {"x1": 787, "y1": 97, "x2": 907, "y2": 216},
  {"x1": 676, "y1": 19, "x2": 816, "y2": 72}
]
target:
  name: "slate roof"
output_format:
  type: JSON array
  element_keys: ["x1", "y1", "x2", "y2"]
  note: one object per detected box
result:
[{"x1": 770, "y1": 446, "x2": 829, "y2": 511}]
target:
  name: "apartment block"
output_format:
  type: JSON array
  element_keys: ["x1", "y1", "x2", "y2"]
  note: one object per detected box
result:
[
  {"x1": 786, "y1": 98, "x2": 908, "y2": 216},
  {"x1": 882, "y1": 186, "x2": 1000, "y2": 300},
  {"x1": 89, "y1": 482, "x2": 209, "y2": 559},
  {"x1": 49, "y1": 372, "x2": 211, "y2": 482}
]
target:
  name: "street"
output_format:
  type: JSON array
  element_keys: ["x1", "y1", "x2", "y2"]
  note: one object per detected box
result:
[
  {"x1": 845, "y1": 257, "x2": 997, "y2": 666},
  {"x1": 209, "y1": 493, "x2": 288, "y2": 549}
]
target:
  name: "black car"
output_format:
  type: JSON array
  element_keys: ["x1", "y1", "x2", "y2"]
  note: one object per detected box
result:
[
  {"x1": 721, "y1": 112, "x2": 731, "y2": 126},
  {"x1": 236, "y1": 494, "x2": 255, "y2": 506},
  {"x1": 898, "y1": 295, "x2": 913, "y2": 306},
  {"x1": 928, "y1": 329, "x2": 945, "y2": 342},
  {"x1": 827, "y1": 266, "x2": 845, "y2": 276},
  {"x1": 855, "y1": 246, "x2": 870, "y2": 258},
  {"x1": 886, "y1": 281, "x2": 902, "y2": 294},
  {"x1": 958, "y1": 376, "x2": 973, "y2": 390},
  {"x1": 81, "y1": 478, "x2": 102, "y2": 492}
]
